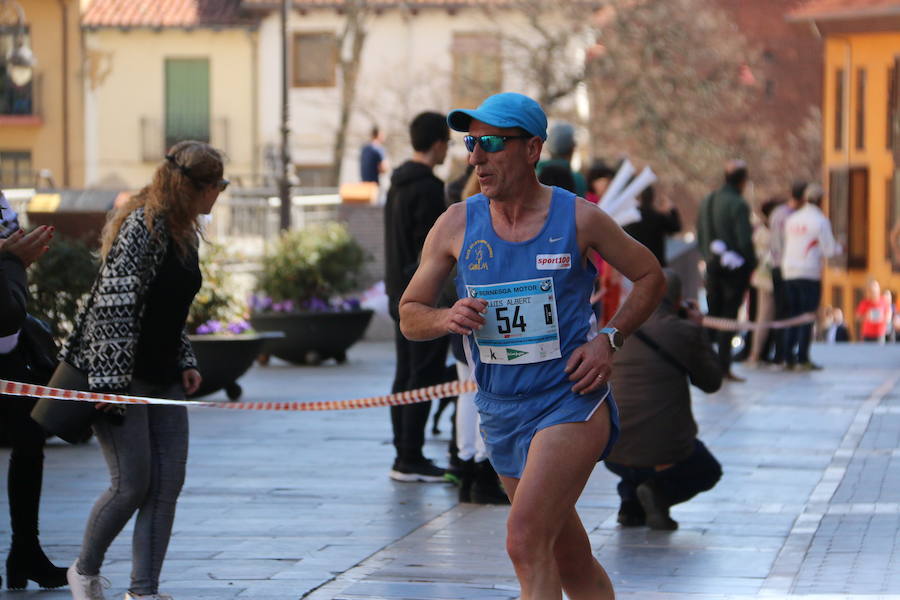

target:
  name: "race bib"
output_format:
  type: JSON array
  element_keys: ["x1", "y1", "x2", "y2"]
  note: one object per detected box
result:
[{"x1": 466, "y1": 277, "x2": 561, "y2": 365}]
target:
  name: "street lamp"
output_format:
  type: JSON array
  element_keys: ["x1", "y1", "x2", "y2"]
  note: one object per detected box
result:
[
  {"x1": 0, "y1": 0, "x2": 36, "y2": 86},
  {"x1": 278, "y1": 0, "x2": 291, "y2": 231}
]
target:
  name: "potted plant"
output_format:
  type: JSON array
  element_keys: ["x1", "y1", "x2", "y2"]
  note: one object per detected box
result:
[
  {"x1": 250, "y1": 222, "x2": 373, "y2": 365},
  {"x1": 187, "y1": 243, "x2": 282, "y2": 400}
]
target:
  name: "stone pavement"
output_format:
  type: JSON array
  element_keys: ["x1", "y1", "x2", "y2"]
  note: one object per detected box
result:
[{"x1": 2, "y1": 341, "x2": 900, "y2": 599}]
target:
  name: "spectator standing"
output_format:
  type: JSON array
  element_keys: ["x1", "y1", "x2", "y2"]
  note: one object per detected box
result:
[
  {"x1": 623, "y1": 185, "x2": 682, "y2": 267},
  {"x1": 61, "y1": 141, "x2": 225, "y2": 600},
  {"x1": 768, "y1": 181, "x2": 805, "y2": 364},
  {"x1": 536, "y1": 121, "x2": 588, "y2": 196},
  {"x1": 747, "y1": 198, "x2": 783, "y2": 365},
  {"x1": 0, "y1": 213, "x2": 64, "y2": 590},
  {"x1": 605, "y1": 269, "x2": 722, "y2": 530},
  {"x1": 584, "y1": 160, "x2": 615, "y2": 205},
  {"x1": 384, "y1": 112, "x2": 452, "y2": 482},
  {"x1": 360, "y1": 126, "x2": 388, "y2": 185},
  {"x1": 696, "y1": 160, "x2": 757, "y2": 382},
  {"x1": 856, "y1": 279, "x2": 891, "y2": 342},
  {"x1": 781, "y1": 184, "x2": 837, "y2": 369}
]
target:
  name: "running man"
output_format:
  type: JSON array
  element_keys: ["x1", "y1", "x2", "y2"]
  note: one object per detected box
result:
[{"x1": 399, "y1": 92, "x2": 665, "y2": 599}]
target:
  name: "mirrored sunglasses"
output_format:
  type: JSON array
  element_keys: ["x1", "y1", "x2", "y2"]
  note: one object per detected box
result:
[{"x1": 463, "y1": 134, "x2": 532, "y2": 153}]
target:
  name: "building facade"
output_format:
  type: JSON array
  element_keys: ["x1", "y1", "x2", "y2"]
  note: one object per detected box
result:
[
  {"x1": 81, "y1": 0, "x2": 258, "y2": 189},
  {"x1": 243, "y1": 0, "x2": 588, "y2": 186},
  {"x1": 0, "y1": 0, "x2": 85, "y2": 189},
  {"x1": 790, "y1": 0, "x2": 900, "y2": 322}
]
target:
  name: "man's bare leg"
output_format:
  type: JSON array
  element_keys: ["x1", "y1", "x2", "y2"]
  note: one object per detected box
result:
[{"x1": 499, "y1": 405, "x2": 614, "y2": 600}]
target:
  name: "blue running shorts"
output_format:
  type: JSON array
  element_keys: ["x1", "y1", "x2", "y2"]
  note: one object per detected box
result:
[{"x1": 474, "y1": 381, "x2": 620, "y2": 479}]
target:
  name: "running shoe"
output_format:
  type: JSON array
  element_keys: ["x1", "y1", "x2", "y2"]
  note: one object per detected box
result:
[{"x1": 389, "y1": 458, "x2": 447, "y2": 482}]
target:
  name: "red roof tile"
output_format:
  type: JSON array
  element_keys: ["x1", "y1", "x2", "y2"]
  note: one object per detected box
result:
[
  {"x1": 240, "y1": 0, "x2": 530, "y2": 8},
  {"x1": 83, "y1": 0, "x2": 251, "y2": 28},
  {"x1": 789, "y1": 0, "x2": 900, "y2": 20}
]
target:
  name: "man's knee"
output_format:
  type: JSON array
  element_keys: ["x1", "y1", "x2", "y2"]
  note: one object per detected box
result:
[{"x1": 506, "y1": 513, "x2": 551, "y2": 566}]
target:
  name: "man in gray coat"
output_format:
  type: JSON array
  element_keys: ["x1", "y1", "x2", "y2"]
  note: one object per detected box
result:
[{"x1": 605, "y1": 269, "x2": 723, "y2": 530}]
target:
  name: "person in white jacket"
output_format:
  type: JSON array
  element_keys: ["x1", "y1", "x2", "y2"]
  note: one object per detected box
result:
[{"x1": 781, "y1": 184, "x2": 838, "y2": 370}]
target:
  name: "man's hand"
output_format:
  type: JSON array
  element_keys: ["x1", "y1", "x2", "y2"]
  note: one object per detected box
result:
[
  {"x1": 565, "y1": 336, "x2": 614, "y2": 394},
  {"x1": 443, "y1": 297, "x2": 488, "y2": 335},
  {"x1": 684, "y1": 299, "x2": 704, "y2": 326},
  {"x1": 0, "y1": 226, "x2": 53, "y2": 267},
  {"x1": 182, "y1": 368, "x2": 202, "y2": 395}
]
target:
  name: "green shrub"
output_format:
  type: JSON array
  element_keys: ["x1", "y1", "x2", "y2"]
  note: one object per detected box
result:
[
  {"x1": 187, "y1": 242, "x2": 247, "y2": 333},
  {"x1": 27, "y1": 237, "x2": 99, "y2": 339},
  {"x1": 256, "y1": 222, "x2": 368, "y2": 309}
]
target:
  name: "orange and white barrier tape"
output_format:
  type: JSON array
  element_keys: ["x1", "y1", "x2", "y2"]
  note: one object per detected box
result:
[
  {"x1": 702, "y1": 312, "x2": 817, "y2": 332},
  {"x1": 0, "y1": 379, "x2": 475, "y2": 411}
]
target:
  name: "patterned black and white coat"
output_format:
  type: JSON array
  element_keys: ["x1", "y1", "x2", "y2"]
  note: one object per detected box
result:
[{"x1": 60, "y1": 207, "x2": 198, "y2": 392}]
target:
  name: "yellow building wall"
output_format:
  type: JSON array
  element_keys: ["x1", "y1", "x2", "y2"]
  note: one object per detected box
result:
[
  {"x1": 84, "y1": 28, "x2": 256, "y2": 190},
  {"x1": 0, "y1": 0, "x2": 84, "y2": 187},
  {"x1": 821, "y1": 32, "x2": 899, "y2": 326}
]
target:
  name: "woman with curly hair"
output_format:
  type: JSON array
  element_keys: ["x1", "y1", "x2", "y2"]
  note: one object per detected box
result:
[{"x1": 59, "y1": 141, "x2": 227, "y2": 600}]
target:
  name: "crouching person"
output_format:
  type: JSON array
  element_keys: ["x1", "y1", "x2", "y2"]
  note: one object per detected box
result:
[{"x1": 604, "y1": 268, "x2": 723, "y2": 530}]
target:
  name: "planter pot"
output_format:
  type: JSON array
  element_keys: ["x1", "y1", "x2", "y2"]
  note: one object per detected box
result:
[
  {"x1": 250, "y1": 309, "x2": 373, "y2": 365},
  {"x1": 187, "y1": 332, "x2": 284, "y2": 400}
]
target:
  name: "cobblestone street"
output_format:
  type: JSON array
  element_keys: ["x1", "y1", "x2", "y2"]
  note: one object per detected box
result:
[{"x1": 2, "y1": 341, "x2": 900, "y2": 599}]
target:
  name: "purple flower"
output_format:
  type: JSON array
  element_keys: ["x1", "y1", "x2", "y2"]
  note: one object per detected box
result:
[
  {"x1": 341, "y1": 298, "x2": 361, "y2": 311},
  {"x1": 195, "y1": 319, "x2": 223, "y2": 335},
  {"x1": 304, "y1": 297, "x2": 329, "y2": 312},
  {"x1": 228, "y1": 320, "x2": 251, "y2": 334},
  {"x1": 250, "y1": 294, "x2": 273, "y2": 312}
]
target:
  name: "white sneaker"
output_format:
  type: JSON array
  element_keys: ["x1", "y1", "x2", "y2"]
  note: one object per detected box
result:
[
  {"x1": 67, "y1": 563, "x2": 110, "y2": 600},
  {"x1": 124, "y1": 593, "x2": 173, "y2": 600}
]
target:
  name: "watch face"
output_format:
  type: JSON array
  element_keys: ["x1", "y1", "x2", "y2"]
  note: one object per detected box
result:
[{"x1": 612, "y1": 331, "x2": 625, "y2": 348}]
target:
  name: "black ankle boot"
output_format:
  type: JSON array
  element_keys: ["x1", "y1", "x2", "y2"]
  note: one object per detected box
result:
[
  {"x1": 470, "y1": 460, "x2": 510, "y2": 505},
  {"x1": 6, "y1": 543, "x2": 68, "y2": 589},
  {"x1": 458, "y1": 459, "x2": 476, "y2": 503}
]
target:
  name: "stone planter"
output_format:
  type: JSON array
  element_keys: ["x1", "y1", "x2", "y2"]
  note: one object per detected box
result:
[
  {"x1": 250, "y1": 309, "x2": 374, "y2": 365},
  {"x1": 187, "y1": 332, "x2": 284, "y2": 400}
]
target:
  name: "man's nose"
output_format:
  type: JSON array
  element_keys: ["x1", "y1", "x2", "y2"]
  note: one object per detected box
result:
[{"x1": 468, "y1": 144, "x2": 486, "y2": 166}]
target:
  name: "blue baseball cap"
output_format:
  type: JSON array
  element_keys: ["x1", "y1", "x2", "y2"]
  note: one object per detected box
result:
[{"x1": 447, "y1": 92, "x2": 548, "y2": 141}]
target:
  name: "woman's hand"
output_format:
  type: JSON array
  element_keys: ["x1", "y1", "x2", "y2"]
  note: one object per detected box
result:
[
  {"x1": 0, "y1": 226, "x2": 54, "y2": 267},
  {"x1": 182, "y1": 368, "x2": 202, "y2": 395}
]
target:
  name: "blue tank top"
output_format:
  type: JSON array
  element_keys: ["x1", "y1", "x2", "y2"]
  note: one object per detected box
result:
[{"x1": 455, "y1": 187, "x2": 598, "y2": 397}]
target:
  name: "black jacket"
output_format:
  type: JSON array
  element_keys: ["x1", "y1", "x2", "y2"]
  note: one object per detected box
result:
[
  {"x1": 0, "y1": 251, "x2": 26, "y2": 337},
  {"x1": 623, "y1": 207, "x2": 681, "y2": 267},
  {"x1": 384, "y1": 160, "x2": 445, "y2": 317}
]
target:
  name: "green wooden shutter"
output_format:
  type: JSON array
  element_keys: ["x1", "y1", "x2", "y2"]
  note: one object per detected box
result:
[{"x1": 165, "y1": 59, "x2": 210, "y2": 150}]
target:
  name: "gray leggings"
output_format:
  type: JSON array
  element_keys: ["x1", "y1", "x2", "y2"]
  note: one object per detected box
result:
[{"x1": 76, "y1": 379, "x2": 188, "y2": 596}]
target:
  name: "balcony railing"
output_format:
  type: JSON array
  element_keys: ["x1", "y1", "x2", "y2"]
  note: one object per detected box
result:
[
  {"x1": 140, "y1": 116, "x2": 230, "y2": 162},
  {"x1": 0, "y1": 72, "x2": 41, "y2": 120}
]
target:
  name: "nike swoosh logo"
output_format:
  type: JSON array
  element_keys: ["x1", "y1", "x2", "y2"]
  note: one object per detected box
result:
[{"x1": 549, "y1": 237, "x2": 563, "y2": 243}]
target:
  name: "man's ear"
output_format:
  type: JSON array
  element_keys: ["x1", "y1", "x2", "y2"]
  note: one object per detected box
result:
[{"x1": 526, "y1": 137, "x2": 543, "y2": 164}]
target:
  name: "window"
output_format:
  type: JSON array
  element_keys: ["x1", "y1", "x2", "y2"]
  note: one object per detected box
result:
[
  {"x1": 888, "y1": 64, "x2": 896, "y2": 151},
  {"x1": 165, "y1": 59, "x2": 210, "y2": 151},
  {"x1": 452, "y1": 32, "x2": 502, "y2": 109},
  {"x1": 831, "y1": 285, "x2": 844, "y2": 318},
  {"x1": 292, "y1": 32, "x2": 337, "y2": 87},
  {"x1": 855, "y1": 68, "x2": 866, "y2": 150},
  {"x1": 891, "y1": 58, "x2": 900, "y2": 160},
  {"x1": 0, "y1": 151, "x2": 32, "y2": 188},
  {"x1": 835, "y1": 68, "x2": 845, "y2": 151},
  {"x1": 0, "y1": 27, "x2": 34, "y2": 116},
  {"x1": 891, "y1": 175, "x2": 900, "y2": 272},
  {"x1": 828, "y1": 167, "x2": 868, "y2": 270}
]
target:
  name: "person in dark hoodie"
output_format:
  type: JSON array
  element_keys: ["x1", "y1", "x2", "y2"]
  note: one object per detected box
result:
[
  {"x1": 0, "y1": 201, "x2": 66, "y2": 591},
  {"x1": 384, "y1": 111, "x2": 451, "y2": 482}
]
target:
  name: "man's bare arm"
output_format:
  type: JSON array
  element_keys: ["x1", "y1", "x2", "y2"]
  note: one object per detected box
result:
[
  {"x1": 577, "y1": 199, "x2": 666, "y2": 337},
  {"x1": 399, "y1": 204, "x2": 487, "y2": 341}
]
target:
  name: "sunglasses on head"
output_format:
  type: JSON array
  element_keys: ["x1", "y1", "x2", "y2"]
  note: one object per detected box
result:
[{"x1": 463, "y1": 134, "x2": 532, "y2": 153}]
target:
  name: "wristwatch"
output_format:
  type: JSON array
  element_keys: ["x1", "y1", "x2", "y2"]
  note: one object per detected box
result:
[{"x1": 599, "y1": 327, "x2": 624, "y2": 352}]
